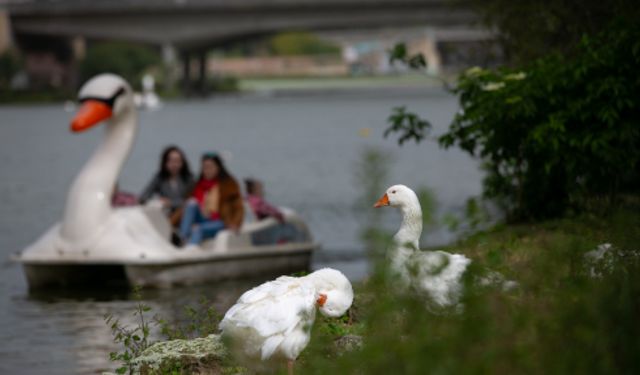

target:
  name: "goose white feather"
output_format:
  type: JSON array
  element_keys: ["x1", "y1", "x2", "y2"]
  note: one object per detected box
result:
[
  {"x1": 220, "y1": 268, "x2": 353, "y2": 370},
  {"x1": 375, "y1": 184, "x2": 471, "y2": 306}
]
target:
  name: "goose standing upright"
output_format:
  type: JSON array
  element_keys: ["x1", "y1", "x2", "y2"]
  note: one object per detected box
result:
[
  {"x1": 374, "y1": 184, "x2": 471, "y2": 307},
  {"x1": 220, "y1": 268, "x2": 353, "y2": 374}
]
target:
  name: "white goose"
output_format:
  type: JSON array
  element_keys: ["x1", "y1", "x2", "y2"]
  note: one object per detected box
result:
[
  {"x1": 21, "y1": 74, "x2": 176, "y2": 263},
  {"x1": 220, "y1": 268, "x2": 353, "y2": 374},
  {"x1": 374, "y1": 184, "x2": 471, "y2": 307}
]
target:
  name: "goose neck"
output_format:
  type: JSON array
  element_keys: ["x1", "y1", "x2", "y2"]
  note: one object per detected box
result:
[{"x1": 394, "y1": 203, "x2": 422, "y2": 249}]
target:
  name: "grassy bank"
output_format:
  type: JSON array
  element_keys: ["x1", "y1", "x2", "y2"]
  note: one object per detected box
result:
[
  {"x1": 105, "y1": 201, "x2": 640, "y2": 374},
  {"x1": 0, "y1": 74, "x2": 444, "y2": 104},
  {"x1": 0, "y1": 89, "x2": 73, "y2": 104},
  {"x1": 299, "y1": 201, "x2": 640, "y2": 374},
  {"x1": 238, "y1": 73, "x2": 444, "y2": 92}
]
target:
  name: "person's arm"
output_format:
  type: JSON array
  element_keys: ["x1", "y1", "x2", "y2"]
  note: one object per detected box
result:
[
  {"x1": 182, "y1": 176, "x2": 196, "y2": 199},
  {"x1": 139, "y1": 175, "x2": 160, "y2": 204},
  {"x1": 163, "y1": 176, "x2": 195, "y2": 215}
]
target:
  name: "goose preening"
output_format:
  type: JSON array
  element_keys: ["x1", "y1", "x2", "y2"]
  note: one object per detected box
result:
[
  {"x1": 375, "y1": 184, "x2": 512, "y2": 307},
  {"x1": 220, "y1": 268, "x2": 353, "y2": 374}
]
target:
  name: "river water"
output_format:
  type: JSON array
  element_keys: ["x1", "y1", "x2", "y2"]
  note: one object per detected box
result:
[{"x1": 0, "y1": 87, "x2": 482, "y2": 374}]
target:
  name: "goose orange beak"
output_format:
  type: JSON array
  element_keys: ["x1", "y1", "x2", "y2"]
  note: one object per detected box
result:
[
  {"x1": 316, "y1": 293, "x2": 327, "y2": 307},
  {"x1": 71, "y1": 100, "x2": 112, "y2": 132},
  {"x1": 373, "y1": 193, "x2": 389, "y2": 208}
]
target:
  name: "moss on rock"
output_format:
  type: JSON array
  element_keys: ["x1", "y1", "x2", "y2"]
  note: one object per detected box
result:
[{"x1": 132, "y1": 334, "x2": 245, "y2": 375}]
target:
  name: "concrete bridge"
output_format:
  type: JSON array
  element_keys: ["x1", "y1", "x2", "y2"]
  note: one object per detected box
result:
[{"x1": 3, "y1": 0, "x2": 482, "y2": 92}]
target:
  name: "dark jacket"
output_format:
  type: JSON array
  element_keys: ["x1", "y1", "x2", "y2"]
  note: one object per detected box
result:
[{"x1": 139, "y1": 174, "x2": 195, "y2": 211}]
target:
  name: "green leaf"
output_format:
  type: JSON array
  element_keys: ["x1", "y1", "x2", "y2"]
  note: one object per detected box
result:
[
  {"x1": 388, "y1": 43, "x2": 407, "y2": 64},
  {"x1": 408, "y1": 54, "x2": 427, "y2": 69}
]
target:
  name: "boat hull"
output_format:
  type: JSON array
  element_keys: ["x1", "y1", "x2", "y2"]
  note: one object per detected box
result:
[
  {"x1": 125, "y1": 246, "x2": 313, "y2": 288},
  {"x1": 22, "y1": 245, "x2": 314, "y2": 289},
  {"x1": 23, "y1": 263, "x2": 130, "y2": 289}
]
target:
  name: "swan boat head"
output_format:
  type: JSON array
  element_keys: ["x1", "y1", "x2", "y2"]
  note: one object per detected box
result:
[
  {"x1": 71, "y1": 73, "x2": 135, "y2": 132},
  {"x1": 60, "y1": 73, "x2": 140, "y2": 246}
]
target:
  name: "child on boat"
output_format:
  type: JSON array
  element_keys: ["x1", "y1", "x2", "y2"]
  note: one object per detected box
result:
[
  {"x1": 244, "y1": 178, "x2": 285, "y2": 222},
  {"x1": 245, "y1": 178, "x2": 299, "y2": 245}
]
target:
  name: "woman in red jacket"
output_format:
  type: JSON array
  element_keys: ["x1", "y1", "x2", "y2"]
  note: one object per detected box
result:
[{"x1": 178, "y1": 152, "x2": 243, "y2": 245}]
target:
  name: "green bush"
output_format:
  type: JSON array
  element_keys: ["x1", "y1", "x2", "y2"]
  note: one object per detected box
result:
[
  {"x1": 0, "y1": 49, "x2": 21, "y2": 89},
  {"x1": 268, "y1": 31, "x2": 340, "y2": 56},
  {"x1": 438, "y1": 21, "x2": 640, "y2": 220},
  {"x1": 386, "y1": 21, "x2": 640, "y2": 220},
  {"x1": 463, "y1": 0, "x2": 640, "y2": 64},
  {"x1": 80, "y1": 42, "x2": 160, "y2": 89}
]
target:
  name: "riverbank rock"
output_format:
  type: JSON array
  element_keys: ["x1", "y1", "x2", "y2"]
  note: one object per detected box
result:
[
  {"x1": 128, "y1": 333, "x2": 363, "y2": 374},
  {"x1": 132, "y1": 334, "x2": 246, "y2": 375},
  {"x1": 334, "y1": 334, "x2": 363, "y2": 355}
]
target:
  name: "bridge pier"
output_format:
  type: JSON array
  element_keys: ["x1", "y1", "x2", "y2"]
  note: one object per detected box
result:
[
  {"x1": 162, "y1": 43, "x2": 178, "y2": 93},
  {"x1": 197, "y1": 50, "x2": 207, "y2": 95},
  {"x1": 0, "y1": 9, "x2": 13, "y2": 54},
  {"x1": 182, "y1": 51, "x2": 191, "y2": 96},
  {"x1": 423, "y1": 29, "x2": 441, "y2": 75},
  {"x1": 181, "y1": 49, "x2": 208, "y2": 97}
]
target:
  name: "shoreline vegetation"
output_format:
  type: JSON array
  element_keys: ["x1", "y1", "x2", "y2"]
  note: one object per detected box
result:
[
  {"x1": 104, "y1": 198, "x2": 640, "y2": 374},
  {"x1": 0, "y1": 74, "x2": 446, "y2": 105}
]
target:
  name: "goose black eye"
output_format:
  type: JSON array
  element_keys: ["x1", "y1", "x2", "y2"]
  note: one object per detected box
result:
[{"x1": 391, "y1": 190, "x2": 396, "y2": 194}]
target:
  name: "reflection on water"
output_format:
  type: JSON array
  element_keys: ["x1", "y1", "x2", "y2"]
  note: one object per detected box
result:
[{"x1": 0, "y1": 88, "x2": 482, "y2": 373}]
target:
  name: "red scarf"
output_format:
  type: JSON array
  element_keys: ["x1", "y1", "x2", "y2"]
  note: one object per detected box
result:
[{"x1": 192, "y1": 178, "x2": 221, "y2": 219}]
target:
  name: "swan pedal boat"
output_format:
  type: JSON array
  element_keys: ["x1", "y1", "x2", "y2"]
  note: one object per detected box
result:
[
  {"x1": 16, "y1": 203, "x2": 317, "y2": 289},
  {"x1": 13, "y1": 73, "x2": 317, "y2": 289}
]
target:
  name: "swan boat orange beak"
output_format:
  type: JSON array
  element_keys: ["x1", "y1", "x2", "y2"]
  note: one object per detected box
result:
[
  {"x1": 373, "y1": 193, "x2": 390, "y2": 208},
  {"x1": 71, "y1": 100, "x2": 113, "y2": 132}
]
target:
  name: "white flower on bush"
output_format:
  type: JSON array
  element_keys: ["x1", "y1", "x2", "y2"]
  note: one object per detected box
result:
[
  {"x1": 481, "y1": 82, "x2": 505, "y2": 91},
  {"x1": 584, "y1": 243, "x2": 614, "y2": 278},
  {"x1": 505, "y1": 72, "x2": 527, "y2": 81},
  {"x1": 465, "y1": 66, "x2": 485, "y2": 77},
  {"x1": 584, "y1": 243, "x2": 640, "y2": 278}
]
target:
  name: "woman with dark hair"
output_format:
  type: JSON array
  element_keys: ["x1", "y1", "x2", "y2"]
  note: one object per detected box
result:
[
  {"x1": 139, "y1": 145, "x2": 195, "y2": 219},
  {"x1": 179, "y1": 152, "x2": 244, "y2": 245}
]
